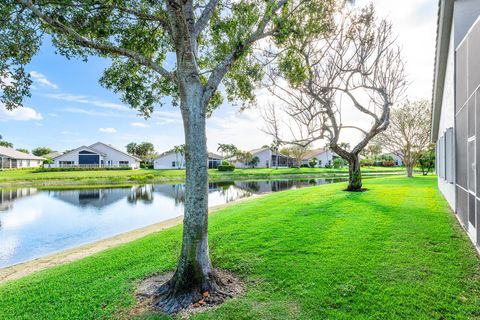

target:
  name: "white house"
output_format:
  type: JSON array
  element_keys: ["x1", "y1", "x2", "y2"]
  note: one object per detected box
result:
[
  {"x1": 0, "y1": 146, "x2": 45, "y2": 169},
  {"x1": 52, "y1": 142, "x2": 141, "y2": 169},
  {"x1": 381, "y1": 153, "x2": 403, "y2": 166},
  {"x1": 234, "y1": 147, "x2": 295, "y2": 169},
  {"x1": 431, "y1": 0, "x2": 480, "y2": 248},
  {"x1": 154, "y1": 151, "x2": 223, "y2": 169},
  {"x1": 302, "y1": 148, "x2": 336, "y2": 167}
]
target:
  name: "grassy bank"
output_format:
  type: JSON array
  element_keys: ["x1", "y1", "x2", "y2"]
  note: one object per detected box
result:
[
  {"x1": 0, "y1": 166, "x2": 406, "y2": 187},
  {"x1": 0, "y1": 176, "x2": 478, "y2": 319}
]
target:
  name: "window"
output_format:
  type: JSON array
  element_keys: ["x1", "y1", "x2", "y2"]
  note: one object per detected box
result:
[
  {"x1": 119, "y1": 161, "x2": 129, "y2": 166},
  {"x1": 319, "y1": 160, "x2": 322, "y2": 165},
  {"x1": 172, "y1": 161, "x2": 176, "y2": 167}
]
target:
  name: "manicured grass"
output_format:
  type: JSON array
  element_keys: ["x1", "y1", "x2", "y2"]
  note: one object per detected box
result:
[
  {"x1": 1, "y1": 176, "x2": 478, "y2": 319},
  {"x1": 0, "y1": 166, "x2": 405, "y2": 187}
]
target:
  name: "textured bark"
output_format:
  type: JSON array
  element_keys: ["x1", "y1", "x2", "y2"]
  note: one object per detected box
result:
[
  {"x1": 406, "y1": 165, "x2": 413, "y2": 178},
  {"x1": 346, "y1": 154, "x2": 363, "y2": 191},
  {"x1": 154, "y1": 78, "x2": 222, "y2": 314}
]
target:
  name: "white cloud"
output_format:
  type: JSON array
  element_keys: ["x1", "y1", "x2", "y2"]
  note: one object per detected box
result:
[
  {"x1": 99, "y1": 127, "x2": 117, "y2": 133},
  {"x1": 30, "y1": 71, "x2": 58, "y2": 89},
  {"x1": 0, "y1": 104, "x2": 43, "y2": 121},
  {"x1": 46, "y1": 93, "x2": 129, "y2": 111},
  {"x1": 130, "y1": 122, "x2": 150, "y2": 128}
]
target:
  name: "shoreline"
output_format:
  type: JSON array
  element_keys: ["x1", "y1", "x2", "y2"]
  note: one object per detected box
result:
[
  {"x1": 0, "y1": 171, "x2": 405, "y2": 189},
  {"x1": 0, "y1": 195, "x2": 265, "y2": 284}
]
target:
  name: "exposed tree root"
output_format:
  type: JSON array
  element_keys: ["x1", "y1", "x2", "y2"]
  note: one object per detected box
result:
[{"x1": 134, "y1": 269, "x2": 244, "y2": 317}]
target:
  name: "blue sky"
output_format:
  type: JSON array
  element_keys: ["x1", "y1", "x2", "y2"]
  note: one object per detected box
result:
[{"x1": 0, "y1": 0, "x2": 438, "y2": 154}]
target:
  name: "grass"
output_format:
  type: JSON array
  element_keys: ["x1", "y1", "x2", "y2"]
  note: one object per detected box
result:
[
  {"x1": 0, "y1": 166, "x2": 405, "y2": 187},
  {"x1": 1, "y1": 176, "x2": 479, "y2": 319}
]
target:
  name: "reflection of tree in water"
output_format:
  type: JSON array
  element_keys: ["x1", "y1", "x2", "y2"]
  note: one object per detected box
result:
[{"x1": 127, "y1": 185, "x2": 154, "y2": 204}]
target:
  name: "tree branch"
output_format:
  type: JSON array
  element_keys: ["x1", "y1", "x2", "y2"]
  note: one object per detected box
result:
[{"x1": 16, "y1": 0, "x2": 175, "y2": 82}]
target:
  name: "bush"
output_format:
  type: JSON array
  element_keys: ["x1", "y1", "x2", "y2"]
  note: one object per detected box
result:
[
  {"x1": 218, "y1": 164, "x2": 235, "y2": 171},
  {"x1": 221, "y1": 160, "x2": 231, "y2": 166},
  {"x1": 360, "y1": 159, "x2": 374, "y2": 167},
  {"x1": 333, "y1": 158, "x2": 347, "y2": 169},
  {"x1": 301, "y1": 164, "x2": 310, "y2": 168},
  {"x1": 382, "y1": 160, "x2": 395, "y2": 167},
  {"x1": 324, "y1": 164, "x2": 332, "y2": 169},
  {"x1": 34, "y1": 167, "x2": 132, "y2": 173},
  {"x1": 140, "y1": 162, "x2": 154, "y2": 169},
  {"x1": 373, "y1": 160, "x2": 383, "y2": 166}
]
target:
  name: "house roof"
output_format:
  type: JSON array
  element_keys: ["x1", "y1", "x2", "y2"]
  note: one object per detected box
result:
[
  {"x1": 44, "y1": 151, "x2": 63, "y2": 159},
  {"x1": 53, "y1": 145, "x2": 107, "y2": 159},
  {"x1": 302, "y1": 148, "x2": 328, "y2": 160},
  {"x1": 90, "y1": 142, "x2": 141, "y2": 161},
  {"x1": 431, "y1": 0, "x2": 454, "y2": 142},
  {"x1": 0, "y1": 146, "x2": 46, "y2": 160},
  {"x1": 53, "y1": 143, "x2": 141, "y2": 161}
]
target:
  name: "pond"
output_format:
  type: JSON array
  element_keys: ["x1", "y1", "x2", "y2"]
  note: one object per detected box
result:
[{"x1": 0, "y1": 178, "x2": 346, "y2": 268}]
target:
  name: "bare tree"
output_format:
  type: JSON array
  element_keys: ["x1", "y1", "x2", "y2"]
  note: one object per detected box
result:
[
  {"x1": 264, "y1": 5, "x2": 407, "y2": 191},
  {"x1": 374, "y1": 100, "x2": 431, "y2": 177}
]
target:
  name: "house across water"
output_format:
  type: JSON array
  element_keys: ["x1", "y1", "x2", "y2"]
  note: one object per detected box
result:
[
  {"x1": 0, "y1": 146, "x2": 45, "y2": 169},
  {"x1": 50, "y1": 142, "x2": 141, "y2": 169}
]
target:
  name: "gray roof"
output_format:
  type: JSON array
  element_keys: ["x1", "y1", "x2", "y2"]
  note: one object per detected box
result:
[{"x1": 0, "y1": 146, "x2": 46, "y2": 160}]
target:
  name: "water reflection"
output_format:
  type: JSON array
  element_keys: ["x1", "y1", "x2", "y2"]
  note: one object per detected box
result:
[{"x1": 0, "y1": 178, "x2": 345, "y2": 267}]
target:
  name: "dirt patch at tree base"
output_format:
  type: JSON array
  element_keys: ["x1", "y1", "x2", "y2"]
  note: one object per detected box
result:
[
  {"x1": 343, "y1": 188, "x2": 369, "y2": 192},
  {"x1": 131, "y1": 269, "x2": 245, "y2": 319}
]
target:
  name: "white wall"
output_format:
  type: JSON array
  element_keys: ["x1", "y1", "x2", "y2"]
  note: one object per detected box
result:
[
  {"x1": 437, "y1": 29, "x2": 456, "y2": 210},
  {"x1": 90, "y1": 143, "x2": 140, "y2": 169},
  {"x1": 304, "y1": 151, "x2": 335, "y2": 167},
  {"x1": 154, "y1": 152, "x2": 185, "y2": 169},
  {"x1": 235, "y1": 149, "x2": 272, "y2": 168}
]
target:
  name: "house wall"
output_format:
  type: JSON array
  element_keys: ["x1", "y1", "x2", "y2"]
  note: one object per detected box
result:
[
  {"x1": 235, "y1": 149, "x2": 273, "y2": 169},
  {"x1": 53, "y1": 144, "x2": 140, "y2": 169},
  {"x1": 154, "y1": 152, "x2": 185, "y2": 169},
  {"x1": 90, "y1": 143, "x2": 140, "y2": 169},
  {"x1": 454, "y1": 15, "x2": 480, "y2": 245},
  {"x1": 304, "y1": 151, "x2": 335, "y2": 167},
  {"x1": 437, "y1": 29, "x2": 457, "y2": 210}
]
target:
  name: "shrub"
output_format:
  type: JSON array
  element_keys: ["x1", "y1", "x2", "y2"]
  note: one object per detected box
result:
[
  {"x1": 34, "y1": 167, "x2": 132, "y2": 173},
  {"x1": 333, "y1": 158, "x2": 347, "y2": 169},
  {"x1": 218, "y1": 164, "x2": 235, "y2": 171},
  {"x1": 301, "y1": 164, "x2": 310, "y2": 168},
  {"x1": 382, "y1": 160, "x2": 395, "y2": 167},
  {"x1": 360, "y1": 159, "x2": 374, "y2": 167},
  {"x1": 221, "y1": 160, "x2": 231, "y2": 166},
  {"x1": 324, "y1": 164, "x2": 332, "y2": 169},
  {"x1": 373, "y1": 160, "x2": 383, "y2": 166}
]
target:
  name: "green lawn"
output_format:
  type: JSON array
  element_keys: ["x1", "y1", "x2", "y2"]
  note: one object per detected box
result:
[
  {"x1": 1, "y1": 176, "x2": 478, "y2": 319},
  {"x1": 0, "y1": 166, "x2": 405, "y2": 187}
]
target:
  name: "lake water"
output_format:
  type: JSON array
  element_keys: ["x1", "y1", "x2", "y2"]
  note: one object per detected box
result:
[{"x1": 0, "y1": 178, "x2": 345, "y2": 268}]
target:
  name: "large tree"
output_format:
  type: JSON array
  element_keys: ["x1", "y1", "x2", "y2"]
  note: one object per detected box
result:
[
  {"x1": 264, "y1": 5, "x2": 406, "y2": 191},
  {"x1": 0, "y1": 0, "x2": 338, "y2": 313},
  {"x1": 374, "y1": 100, "x2": 432, "y2": 177}
]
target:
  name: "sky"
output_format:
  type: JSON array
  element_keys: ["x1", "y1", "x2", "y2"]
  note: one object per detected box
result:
[{"x1": 0, "y1": 0, "x2": 438, "y2": 154}]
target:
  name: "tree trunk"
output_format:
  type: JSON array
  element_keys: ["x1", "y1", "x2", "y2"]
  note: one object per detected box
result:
[
  {"x1": 406, "y1": 165, "x2": 414, "y2": 177},
  {"x1": 155, "y1": 82, "x2": 220, "y2": 314},
  {"x1": 346, "y1": 154, "x2": 363, "y2": 191}
]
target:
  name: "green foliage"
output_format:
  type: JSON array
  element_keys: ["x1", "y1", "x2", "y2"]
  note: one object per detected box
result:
[
  {"x1": 32, "y1": 147, "x2": 52, "y2": 157},
  {"x1": 418, "y1": 148, "x2": 435, "y2": 176},
  {"x1": 217, "y1": 164, "x2": 235, "y2": 171},
  {"x1": 126, "y1": 142, "x2": 155, "y2": 161},
  {"x1": 15, "y1": 148, "x2": 29, "y2": 154},
  {"x1": 309, "y1": 157, "x2": 318, "y2": 168},
  {"x1": 333, "y1": 157, "x2": 347, "y2": 169},
  {"x1": 248, "y1": 156, "x2": 260, "y2": 168},
  {"x1": 0, "y1": 141, "x2": 13, "y2": 148}
]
